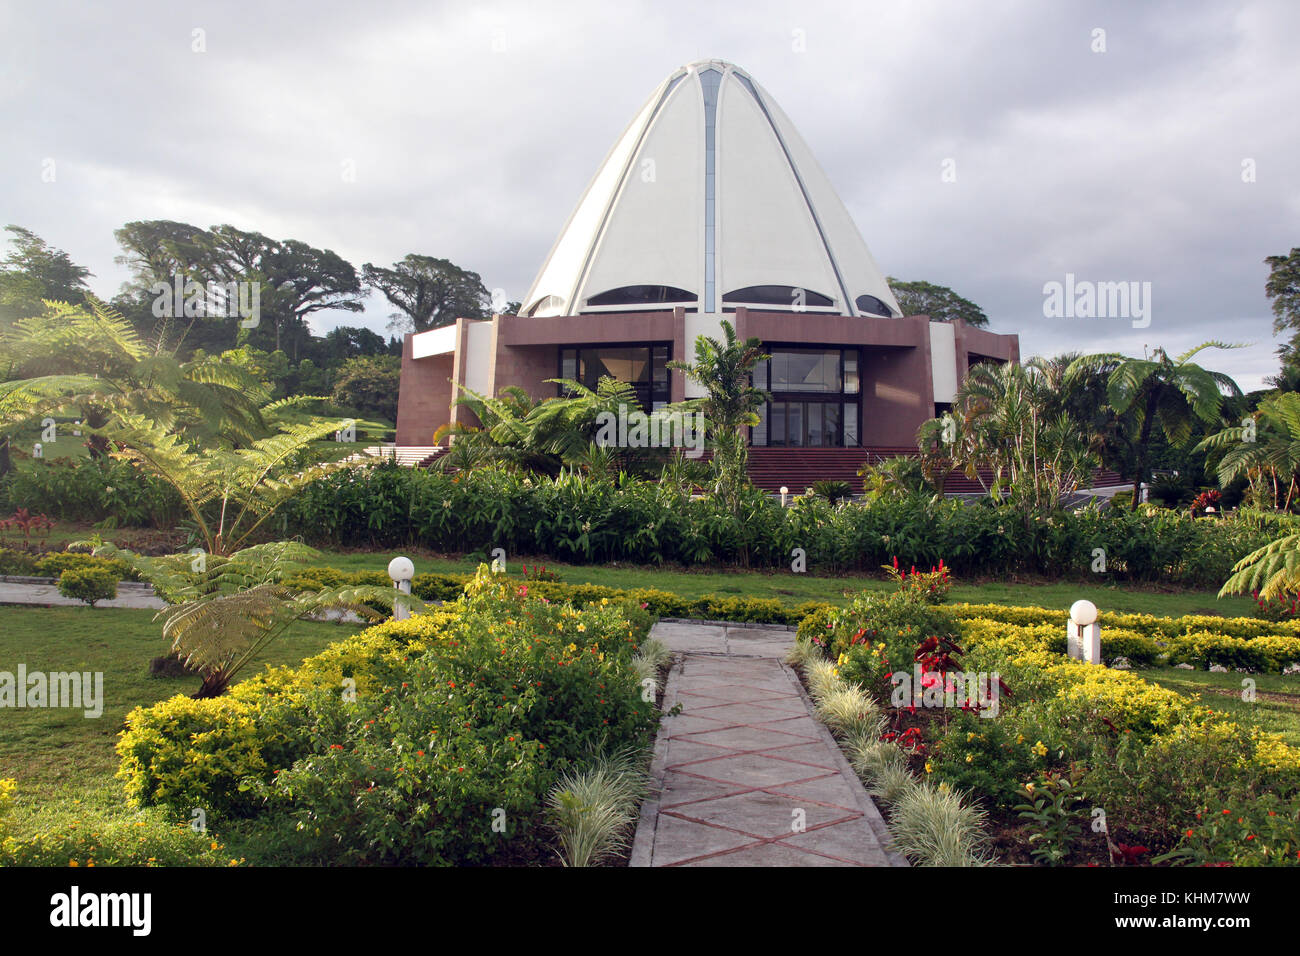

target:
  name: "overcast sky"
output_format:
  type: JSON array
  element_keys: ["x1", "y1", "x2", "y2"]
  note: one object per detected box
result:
[{"x1": 3, "y1": 0, "x2": 1296, "y2": 390}]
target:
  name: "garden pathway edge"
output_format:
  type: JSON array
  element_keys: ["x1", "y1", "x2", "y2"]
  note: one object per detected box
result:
[{"x1": 630, "y1": 620, "x2": 906, "y2": 867}]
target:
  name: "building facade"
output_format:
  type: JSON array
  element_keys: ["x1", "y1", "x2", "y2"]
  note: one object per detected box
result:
[{"x1": 395, "y1": 60, "x2": 1019, "y2": 481}]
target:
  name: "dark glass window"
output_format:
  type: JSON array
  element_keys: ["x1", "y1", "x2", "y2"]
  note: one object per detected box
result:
[
  {"x1": 855, "y1": 294, "x2": 894, "y2": 317},
  {"x1": 723, "y1": 285, "x2": 834, "y2": 308},
  {"x1": 751, "y1": 346, "x2": 861, "y2": 447},
  {"x1": 585, "y1": 285, "x2": 695, "y2": 308},
  {"x1": 558, "y1": 344, "x2": 670, "y2": 410}
]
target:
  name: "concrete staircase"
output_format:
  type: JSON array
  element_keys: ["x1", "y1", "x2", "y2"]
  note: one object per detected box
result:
[{"x1": 744, "y1": 447, "x2": 1127, "y2": 496}]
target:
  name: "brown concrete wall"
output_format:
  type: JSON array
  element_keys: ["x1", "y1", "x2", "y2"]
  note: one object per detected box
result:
[
  {"x1": 490, "y1": 325, "x2": 559, "y2": 402},
  {"x1": 859, "y1": 344, "x2": 934, "y2": 446},
  {"x1": 395, "y1": 334, "x2": 454, "y2": 445},
  {"x1": 395, "y1": 309, "x2": 1020, "y2": 448}
]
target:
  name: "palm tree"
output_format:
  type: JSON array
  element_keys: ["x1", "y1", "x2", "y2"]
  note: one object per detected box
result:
[
  {"x1": 1197, "y1": 391, "x2": 1300, "y2": 511},
  {"x1": 666, "y1": 320, "x2": 769, "y2": 510},
  {"x1": 939, "y1": 359, "x2": 1099, "y2": 517},
  {"x1": 1067, "y1": 343, "x2": 1243, "y2": 510},
  {"x1": 433, "y1": 377, "x2": 641, "y2": 475},
  {"x1": 94, "y1": 539, "x2": 416, "y2": 698},
  {"x1": 82, "y1": 403, "x2": 404, "y2": 697},
  {"x1": 0, "y1": 297, "x2": 269, "y2": 462}
]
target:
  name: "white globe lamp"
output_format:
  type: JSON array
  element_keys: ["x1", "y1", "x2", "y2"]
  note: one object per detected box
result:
[
  {"x1": 1069, "y1": 599, "x2": 1098, "y2": 627},
  {"x1": 388, "y1": 556, "x2": 415, "y2": 620}
]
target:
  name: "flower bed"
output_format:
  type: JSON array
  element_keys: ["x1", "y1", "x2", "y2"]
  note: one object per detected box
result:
[
  {"x1": 112, "y1": 567, "x2": 660, "y2": 865},
  {"x1": 793, "y1": 576, "x2": 1300, "y2": 866}
]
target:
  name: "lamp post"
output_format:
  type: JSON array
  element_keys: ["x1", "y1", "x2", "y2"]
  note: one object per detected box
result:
[
  {"x1": 780, "y1": 486, "x2": 789, "y2": 507},
  {"x1": 388, "y1": 556, "x2": 414, "y2": 621},
  {"x1": 1068, "y1": 599, "x2": 1100, "y2": 664}
]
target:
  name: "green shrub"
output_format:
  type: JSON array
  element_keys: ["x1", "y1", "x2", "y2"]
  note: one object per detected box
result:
[
  {"x1": 1167, "y1": 634, "x2": 1275, "y2": 672},
  {"x1": 0, "y1": 548, "x2": 37, "y2": 575},
  {"x1": 37, "y1": 551, "x2": 131, "y2": 580},
  {"x1": 7, "y1": 456, "x2": 181, "y2": 527},
  {"x1": 0, "y1": 790, "x2": 237, "y2": 867},
  {"x1": 1081, "y1": 718, "x2": 1286, "y2": 848},
  {"x1": 56, "y1": 567, "x2": 118, "y2": 607},
  {"x1": 271, "y1": 460, "x2": 1290, "y2": 585},
  {"x1": 930, "y1": 712, "x2": 1040, "y2": 809},
  {"x1": 115, "y1": 566, "x2": 659, "y2": 864},
  {"x1": 1161, "y1": 792, "x2": 1300, "y2": 866}
]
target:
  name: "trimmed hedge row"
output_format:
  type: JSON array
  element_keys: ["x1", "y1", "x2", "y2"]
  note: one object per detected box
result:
[
  {"x1": 283, "y1": 566, "x2": 1300, "y2": 672},
  {"x1": 0, "y1": 548, "x2": 134, "y2": 580},
  {"x1": 268, "y1": 461, "x2": 1294, "y2": 586},
  {"x1": 951, "y1": 602, "x2": 1300, "y2": 641},
  {"x1": 281, "y1": 566, "x2": 833, "y2": 626},
  {"x1": 958, "y1": 617, "x2": 1300, "y2": 673}
]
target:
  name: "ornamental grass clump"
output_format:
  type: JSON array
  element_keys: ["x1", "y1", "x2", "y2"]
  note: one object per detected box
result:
[
  {"x1": 846, "y1": 734, "x2": 907, "y2": 789},
  {"x1": 546, "y1": 747, "x2": 650, "y2": 867},
  {"x1": 803, "y1": 658, "x2": 840, "y2": 701},
  {"x1": 888, "y1": 781, "x2": 994, "y2": 867},
  {"x1": 815, "y1": 684, "x2": 881, "y2": 740}
]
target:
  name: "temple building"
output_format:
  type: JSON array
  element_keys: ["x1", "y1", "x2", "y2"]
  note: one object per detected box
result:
[{"x1": 395, "y1": 59, "x2": 1019, "y2": 489}]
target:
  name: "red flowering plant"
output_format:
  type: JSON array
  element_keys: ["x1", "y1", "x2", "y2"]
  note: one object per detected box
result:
[
  {"x1": 831, "y1": 564, "x2": 961, "y2": 707},
  {"x1": 519, "y1": 563, "x2": 561, "y2": 583},
  {"x1": 1190, "y1": 489, "x2": 1222, "y2": 518},
  {"x1": 1252, "y1": 588, "x2": 1300, "y2": 622},
  {"x1": 1155, "y1": 793, "x2": 1300, "y2": 867},
  {"x1": 883, "y1": 556, "x2": 952, "y2": 604},
  {"x1": 0, "y1": 508, "x2": 55, "y2": 550}
]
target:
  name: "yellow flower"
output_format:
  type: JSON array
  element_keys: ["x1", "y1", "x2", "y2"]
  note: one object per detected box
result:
[
  {"x1": 924, "y1": 761, "x2": 933, "y2": 773},
  {"x1": 1032, "y1": 740, "x2": 1048, "y2": 757},
  {"x1": 1016, "y1": 733, "x2": 1025, "y2": 744},
  {"x1": 1025, "y1": 782, "x2": 1036, "y2": 793},
  {"x1": 577, "y1": 624, "x2": 586, "y2": 632},
  {"x1": 566, "y1": 642, "x2": 577, "y2": 653},
  {"x1": 967, "y1": 732, "x2": 976, "y2": 741},
  {"x1": 965, "y1": 754, "x2": 974, "y2": 763}
]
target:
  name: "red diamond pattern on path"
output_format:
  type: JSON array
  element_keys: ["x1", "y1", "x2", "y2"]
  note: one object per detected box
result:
[{"x1": 632, "y1": 633, "x2": 903, "y2": 868}]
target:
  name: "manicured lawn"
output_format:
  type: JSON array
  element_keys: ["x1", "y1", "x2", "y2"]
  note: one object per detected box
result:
[
  {"x1": 1140, "y1": 665, "x2": 1300, "y2": 747},
  {"x1": 0, "y1": 605, "x2": 361, "y2": 838},
  {"x1": 310, "y1": 547, "x2": 1263, "y2": 619},
  {"x1": 11, "y1": 521, "x2": 1268, "y2": 619}
]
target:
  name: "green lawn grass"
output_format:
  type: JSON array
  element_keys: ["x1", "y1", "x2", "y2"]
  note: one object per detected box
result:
[
  {"x1": 9, "y1": 521, "x2": 1267, "y2": 620},
  {"x1": 0, "y1": 605, "x2": 361, "y2": 840},
  {"x1": 1140, "y1": 666, "x2": 1300, "y2": 747},
  {"x1": 309, "y1": 547, "x2": 1262, "y2": 619}
]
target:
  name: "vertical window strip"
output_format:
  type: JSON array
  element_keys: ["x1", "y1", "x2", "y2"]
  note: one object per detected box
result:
[{"x1": 701, "y1": 68, "x2": 722, "y2": 313}]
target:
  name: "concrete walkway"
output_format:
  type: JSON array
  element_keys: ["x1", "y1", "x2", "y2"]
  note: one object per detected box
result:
[
  {"x1": 0, "y1": 578, "x2": 166, "y2": 609},
  {"x1": 630, "y1": 620, "x2": 905, "y2": 867}
]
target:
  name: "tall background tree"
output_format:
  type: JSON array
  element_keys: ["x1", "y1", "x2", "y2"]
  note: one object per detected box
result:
[
  {"x1": 667, "y1": 320, "x2": 769, "y2": 512},
  {"x1": 363, "y1": 254, "x2": 491, "y2": 333},
  {"x1": 0, "y1": 226, "x2": 92, "y2": 324},
  {"x1": 1265, "y1": 247, "x2": 1300, "y2": 375},
  {"x1": 1067, "y1": 344, "x2": 1242, "y2": 510},
  {"x1": 886, "y1": 278, "x2": 989, "y2": 327}
]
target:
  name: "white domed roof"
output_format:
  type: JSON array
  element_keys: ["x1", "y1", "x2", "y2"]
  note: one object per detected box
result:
[{"x1": 521, "y1": 59, "x2": 902, "y2": 319}]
